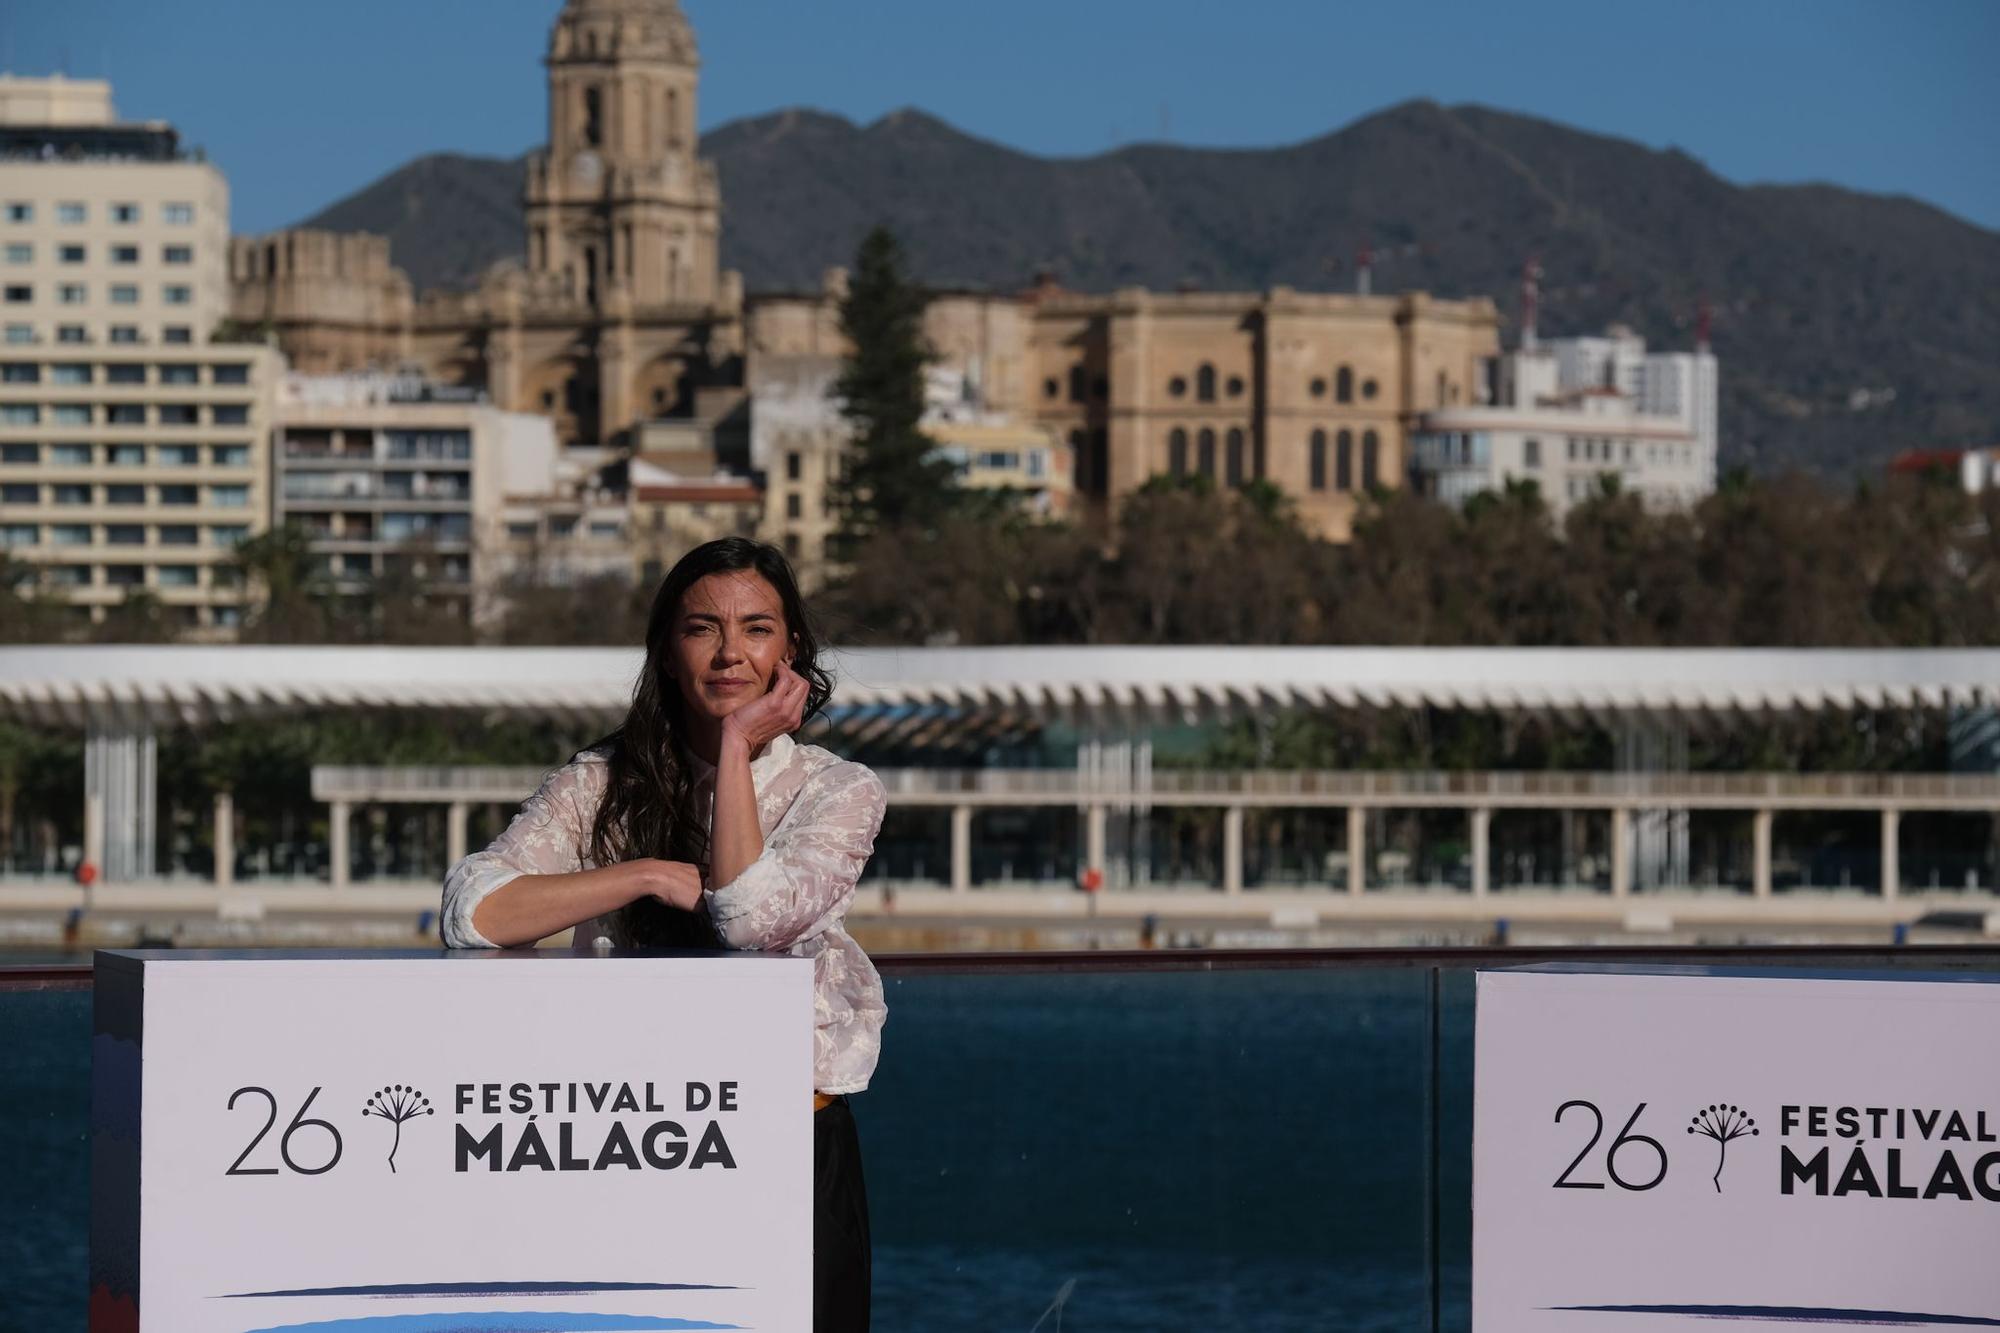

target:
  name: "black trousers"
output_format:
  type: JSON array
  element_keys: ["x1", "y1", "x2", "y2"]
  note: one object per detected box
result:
[{"x1": 814, "y1": 1095, "x2": 871, "y2": 1332}]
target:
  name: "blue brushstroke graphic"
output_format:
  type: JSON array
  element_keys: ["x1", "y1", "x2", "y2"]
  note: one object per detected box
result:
[
  {"x1": 219, "y1": 1282, "x2": 737, "y2": 1299},
  {"x1": 1548, "y1": 1304, "x2": 2000, "y2": 1326},
  {"x1": 237, "y1": 1314, "x2": 740, "y2": 1333}
]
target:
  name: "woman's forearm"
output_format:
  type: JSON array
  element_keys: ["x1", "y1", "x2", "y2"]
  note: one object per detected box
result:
[
  {"x1": 708, "y1": 730, "x2": 764, "y2": 892},
  {"x1": 467, "y1": 860, "x2": 659, "y2": 949}
]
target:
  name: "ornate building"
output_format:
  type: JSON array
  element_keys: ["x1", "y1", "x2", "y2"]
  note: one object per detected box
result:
[
  {"x1": 230, "y1": 0, "x2": 745, "y2": 452},
  {"x1": 232, "y1": 0, "x2": 1502, "y2": 566}
]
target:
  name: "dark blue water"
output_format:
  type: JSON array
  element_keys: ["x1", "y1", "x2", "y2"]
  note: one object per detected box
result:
[{"x1": 3, "y1": 967, "x2": 1475, "y2": 1332}]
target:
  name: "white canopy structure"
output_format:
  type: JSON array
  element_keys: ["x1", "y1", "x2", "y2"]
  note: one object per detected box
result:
[
  {"x1": 4, "y1": 644, "x2": 1999, "y2": 728},
  {"x1": 6, "y1": 644, "x2": 1998, "y2": 884}
]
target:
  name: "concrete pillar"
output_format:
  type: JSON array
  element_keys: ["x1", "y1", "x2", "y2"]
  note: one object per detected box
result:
[
  {"x1": 1752, "y1": 809, "x2": 1773, "y2": 898},
  {"x1": 213, "y1": 791, "x2": 235, "y2": 889},
  {"x1": 330, "y1": 800, "x2": 351, "y2": 890},
  {"x1": 1223, "y1": 805, "x2": 1244, "y2": 895},
  {"x1": 446, "y1": 801, "x2": 469, "y2": 869},
  {"x1": 83, "y1": 789, "x2": 104, "y2": 883},
  {"x1": 1346, "y1": 805, "x2": 1366, "y2": 894},
  {"x1": 949, "y1": 804, "x2": 972, "y2": 894},
  {"x1": 1881, "y1": 808, "x2": 1900, "y2": 902},
  {"x1": 1085, "y1": 804, "x2": 1106, "y2": 884},
  {"x1": 84, "y1": 719, "x2": 156, "y2": 881},
  {"x1": 1470, "y1": 807, "x2": 1491, "y2": 898},
  {"x1": 1611, "y1": 807, "x2": 1632, "y2": 898}
]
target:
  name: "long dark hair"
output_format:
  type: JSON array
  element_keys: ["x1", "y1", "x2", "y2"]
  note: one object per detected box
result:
[{"x1": 581, "y1": 537, "x2": 835, "y2": 948}]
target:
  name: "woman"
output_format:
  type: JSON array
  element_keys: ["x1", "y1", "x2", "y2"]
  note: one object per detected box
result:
[{"x1": 440, "y1": 536, "x2": 885, "y2": 1332}]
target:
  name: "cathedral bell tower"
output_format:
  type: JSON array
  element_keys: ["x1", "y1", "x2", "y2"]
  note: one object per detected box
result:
[{"x1": 525, "y1": 0, "x2": 722, "y2": 312}]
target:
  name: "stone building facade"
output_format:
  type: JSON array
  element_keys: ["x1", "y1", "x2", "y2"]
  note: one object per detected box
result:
[
  {"x1": 747, "y1": 278, "x2": 1500, "y2": 548},
  {"x1": 230, "y1": 0, "x2": 744, "y2": 454},
  {"x1": 229, "y1": 0, "x2": 1502, "y2": 565}
]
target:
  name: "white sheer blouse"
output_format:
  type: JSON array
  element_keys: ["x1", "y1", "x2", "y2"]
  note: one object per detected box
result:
[{"x1": 439, "y1": 731, "x2": 889, "y2": 1095}]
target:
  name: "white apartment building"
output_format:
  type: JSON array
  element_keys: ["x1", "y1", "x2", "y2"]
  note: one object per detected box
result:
[
  {"x1": 1411, "y1": 325, "x2": 1719, "y2": 520},
  {"x1": 273, "y1": 371, "x2": 556, "y2": 631},
  {"x1": 925, "y1": 363, "x2": 1073, "y2": 519},
  {"x1": 747, "y1": 352, "x2": 846, "y2": 581},
  {"x1": 0, "y1": 76, "x2": 278, "y2": 634}
]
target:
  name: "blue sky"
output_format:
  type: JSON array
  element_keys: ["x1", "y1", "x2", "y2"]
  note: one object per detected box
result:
[{"x1": 5, "y1": 0, "x2": 1995, "y2": 237}]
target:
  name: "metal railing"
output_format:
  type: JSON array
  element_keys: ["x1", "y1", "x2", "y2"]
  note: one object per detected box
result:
[{"x1": 310, "y1": 765, "x2": 2000, "y2": 811}]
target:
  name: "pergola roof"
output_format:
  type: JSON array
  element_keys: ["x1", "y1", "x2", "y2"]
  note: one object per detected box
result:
[{"x1": 3, "y1": 644, "x2": 1998, "y2": 731}]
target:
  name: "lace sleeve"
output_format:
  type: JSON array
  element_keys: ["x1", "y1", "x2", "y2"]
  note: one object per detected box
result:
[
  {"x1": 706, "y1": 761, "x2": 886, "y2": 953},
  {"x1": 440, "y1": 754, "x2": 605, "y2": 948}
]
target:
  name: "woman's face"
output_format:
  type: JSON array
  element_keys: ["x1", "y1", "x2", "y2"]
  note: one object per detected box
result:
[{"x1": 667, "y1": 569, "x2": 794, "y2": 722}]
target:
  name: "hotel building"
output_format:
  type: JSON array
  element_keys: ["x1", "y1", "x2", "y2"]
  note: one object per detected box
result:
[{"x1": 0, "y1": 75, "x2": 278, "y2": 635}]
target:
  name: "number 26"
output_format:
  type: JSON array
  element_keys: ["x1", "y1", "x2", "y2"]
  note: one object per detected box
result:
[{"x1": 1552, "y1": 1099, "x2": 1667, "y2": 1191}]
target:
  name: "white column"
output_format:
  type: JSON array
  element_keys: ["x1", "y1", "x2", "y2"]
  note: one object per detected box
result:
[
  {"x1": 213, "y1": 791, "x2": 235, "y2": 889},
  {"x1": 1611, "y1": 807, "x2": 1632, "y2": 898},
  {"x1": 84, "y1": 718, "x2": 157, "y2": 881},
  {"x1": 1470, "y1": 807, "x2": 1491, "y2": 898},
  {"x1": 1752, "y1": 808, "x2": 1773, "y2": 898},
  {"x1": 83, "y1": 789, "x2": 104, "y2": 886},
  {"x1": 1223, "y1": 804, "x2": 1244, "y2": 895},
  {"x1": 330, "y1": 800, "x2": 351, "y2": 890},
  {"x1": 1346, "y1": 804, "x2": 1366, "y2": 894},
  {"x1": 1881, "y1": 808, "x2": 1900, "y2": 902},
  {"x1": 1085, "y1": 804, "x2": 1106, "y2": 884},
  {"x1": 446, "y1": 801, "x2": 469, "y2": 869},
  {"x1": 950, "y1": 804, "x2": 972, "y2": 894}
]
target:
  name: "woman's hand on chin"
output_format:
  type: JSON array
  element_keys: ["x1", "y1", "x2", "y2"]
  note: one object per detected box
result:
[
  {"x1": 720, "y1": 658, "x2": 808, "y2": 751},
  {"x1": 639, "y1": 858, "x2": 706, "y2": 912}
]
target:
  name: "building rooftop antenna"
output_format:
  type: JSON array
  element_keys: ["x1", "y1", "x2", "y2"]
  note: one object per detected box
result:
[{"x1": 1521, "y1": 255, "x2": 1543, "y2": 352}]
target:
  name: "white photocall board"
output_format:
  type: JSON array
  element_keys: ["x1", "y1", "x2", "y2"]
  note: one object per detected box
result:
[
  {"x1": 91, "y1": 949, "x2": 814, "y2": 1333},
  {"x1": 1474, "y1": 964, "x2": 2000, "y2": 1332}
]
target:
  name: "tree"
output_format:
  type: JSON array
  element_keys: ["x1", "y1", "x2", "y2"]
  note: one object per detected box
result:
[
  {"x1": 826, "y1": 226, "x2": 961, "y2": 558},
  {"x1": 232, "y1": 523, "x2": 334, "y2": 643},
  {"x1": 365, "y1": 537, "x2": 472, "y2": 645},
  {"x1": 0, "y1": 557, "x2": 66, "y2": 643},
  {"x1": 91, "y1": 589, "x2": 176, "y2": 644}
]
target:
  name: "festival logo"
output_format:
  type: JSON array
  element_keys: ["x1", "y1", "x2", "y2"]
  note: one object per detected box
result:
[
  {"x1": 1686, "y1": 1103, "x2": 1758, "y2": 1193},
  {"x1": 361, "y1": 1084, "x2": 435, "y2": 1174}
]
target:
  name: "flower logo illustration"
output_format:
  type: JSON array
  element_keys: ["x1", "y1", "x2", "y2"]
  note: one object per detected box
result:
[
  {"x1": 361, "y1": 1084, "x2": 435, "y2": 1173},
  {"x1": 1687, "y1": 1103, "x2": 1758, "y2": 1193}
]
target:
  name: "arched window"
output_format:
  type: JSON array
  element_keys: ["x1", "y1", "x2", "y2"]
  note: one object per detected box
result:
[
  {"x1": 1068, "y1": 366, "x2": 1087, "y2": 404},
  {"x1": 1310, "y1": 429, "x2": 1328, "y2": 490},
  {"x1": 1361, "y1": 429, "x2": 1381, "y2": 490},
  {"x1": 1336, "y1": 366, "x2": 1354, "y2": 404},
  {"x1": 1436, "y1": 371, "x2": 1449, "y2": 408},
  {"x1": 1336, "y1": 429, "x2": 1354, "y2": 491},
  {"x1": 1197, "y1": 428, "x2": 1217, "y2": 477},
  {"x1": 1068, "y1": 428, "x2": 1086, "y2": 490},
  {"x1": 666, "y1": 89, "x2": 682, "y2": 148},
  {"x1": 584, "y1": 87, "x2": 604, "y2": 148},
  {"x1": 1168, "y1": 428, "x2": 1189, "y2": 477},
  {"x1": 1225, "y1": 428, "x2": 1245, "y2": 487},
  {"x1": 1197, "y1": 364, "x2": 1217, "y2": 403}
]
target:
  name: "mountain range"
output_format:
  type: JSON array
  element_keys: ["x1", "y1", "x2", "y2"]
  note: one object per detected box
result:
[{"x1": 294, "y1": 100, "x2": 2000, "y2": 479}]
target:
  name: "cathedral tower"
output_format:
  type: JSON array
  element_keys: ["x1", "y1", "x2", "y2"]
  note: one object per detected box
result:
[{"x1": 526, "y1": 0, "x2": 722, "y2": 311}]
